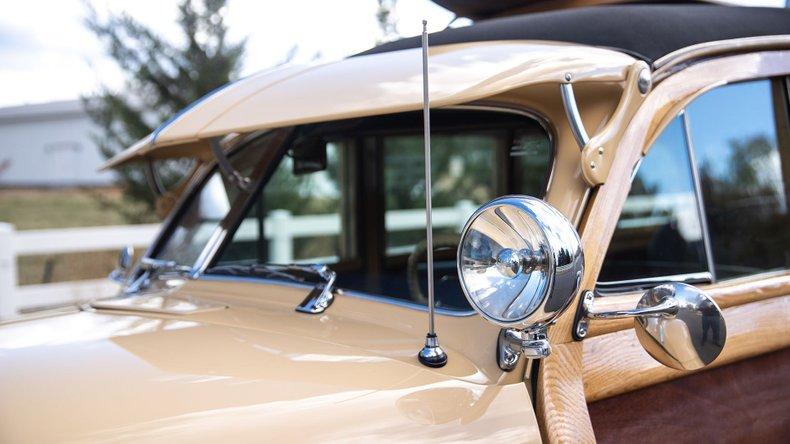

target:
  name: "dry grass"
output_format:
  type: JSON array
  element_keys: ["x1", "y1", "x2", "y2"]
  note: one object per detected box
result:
[{"x1": 0, "y1": 187, "x2": 155, "y2": 285}]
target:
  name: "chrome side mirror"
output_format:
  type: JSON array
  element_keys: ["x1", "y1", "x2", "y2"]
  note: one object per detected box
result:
[
  {"x1": 577, "y1": 282, "x2": 726, "y2": 370},
  {"x1": 109, "y1": 246, "x2": 134, "y2": 283},
  {"x1": 457, "y1": 196, "x2": 584, "y2": 370}
]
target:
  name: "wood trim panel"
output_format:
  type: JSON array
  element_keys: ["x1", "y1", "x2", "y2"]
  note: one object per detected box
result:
[
  {"x1": 588, "y1": 348, "x2": 790, "y2": 443},
  {"x1": 535, "y1": 342, "x2": 596, "y2": 443},
  {"x1": 583, "y1": 295, "x2": 790, "y2": 402},
  {"x1": 549, "y1": 50, "x2": 790, "y2": 344},
  {"x1": 587, "y1": 271, "x2": 790, "y2": 337}
]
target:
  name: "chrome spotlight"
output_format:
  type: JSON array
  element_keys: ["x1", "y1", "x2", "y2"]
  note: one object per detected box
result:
[{"x1": 457, "y1": 195, "x2": 584, "y2": 370}]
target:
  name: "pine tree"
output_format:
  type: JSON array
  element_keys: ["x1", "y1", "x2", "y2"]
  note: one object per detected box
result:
[
  {"x1": 83, "y1": 0, "x2": 245, "y2": 222},
  {"x1": 376, "y1": 0, "x2": 399, "y2": 44}
]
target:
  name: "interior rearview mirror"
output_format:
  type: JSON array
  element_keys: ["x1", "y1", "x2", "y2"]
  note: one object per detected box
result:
[{"x1": 291, "y1": 136, "x2": 327, "y2": 175}]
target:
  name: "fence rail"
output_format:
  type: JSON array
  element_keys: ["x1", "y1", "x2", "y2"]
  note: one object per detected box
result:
[
  {"x1": 0, "y1": 195, "x2": 688, "y2": 320},
  {"x1": 0, "y1": 222, "x2": 160, "y2": 319},
  {"x1": 0, "y1": 201, "x2": 477, "y2": 320}
]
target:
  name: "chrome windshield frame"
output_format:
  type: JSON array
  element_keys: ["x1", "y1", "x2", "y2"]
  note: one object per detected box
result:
[{"x1": 123, "y1": 130, "x2": 282, "y2": 291}]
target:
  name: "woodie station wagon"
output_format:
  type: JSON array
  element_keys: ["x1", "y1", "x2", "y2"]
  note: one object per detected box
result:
[{"x1": 1, "y1": 2, "x2": 789, "y2": 443}]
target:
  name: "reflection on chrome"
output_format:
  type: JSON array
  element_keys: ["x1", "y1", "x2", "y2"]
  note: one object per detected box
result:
[
  {"x1": 457, "y1": 195, "x2": 584, "y2": 370},
  {"x1": 458, "y1": 195, "x2": 583, "y2": 329},
  {"x1": 579, "y1": 282, "x2": 726, "y2": 371}
]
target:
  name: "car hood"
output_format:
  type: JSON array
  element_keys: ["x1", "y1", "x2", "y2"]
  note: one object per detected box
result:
[{"x1": 0, "y1": 295, "x2": 538, "y2": 443}]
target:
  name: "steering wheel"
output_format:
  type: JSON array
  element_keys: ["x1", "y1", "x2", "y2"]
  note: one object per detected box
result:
[{"x1": 407, "y1": 234, "x2": 460, "y2": 304}]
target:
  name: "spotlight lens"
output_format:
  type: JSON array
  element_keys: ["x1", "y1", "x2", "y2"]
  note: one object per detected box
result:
[{"x1": 457, "y1": 196, "x2": 583, "y2": 328}]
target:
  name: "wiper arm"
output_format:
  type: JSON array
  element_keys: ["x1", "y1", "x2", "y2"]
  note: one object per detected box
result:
[{"x1": 209, "y1": 263, "x2": 337, "y2": 314}]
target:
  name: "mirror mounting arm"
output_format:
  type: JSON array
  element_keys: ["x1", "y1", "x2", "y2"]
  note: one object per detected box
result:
[
  {"x1": 575, "y1": 290, "x2": 679, "y2": 339},
  {"x1": 573, "y1": 283, "x2": 726, "y2": 371},
  {"x1": 583, "y1": 291, "x2": 679, "y2": 321}
]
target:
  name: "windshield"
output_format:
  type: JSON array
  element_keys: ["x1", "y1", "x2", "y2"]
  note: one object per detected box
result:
[
  {"x1": 153, "y1": 131, "x2": 284, "y2": 267},
  {"x1": 203, "y1": 109, "x2": 553, "y2": 311}
]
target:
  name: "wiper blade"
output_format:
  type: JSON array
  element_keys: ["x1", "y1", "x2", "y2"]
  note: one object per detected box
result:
[
  {"x1": 208, "y1": 263, "x2": 337, "y2": 314},
  {"x1": 209, "y1": 263, "x2": 328, "y2": 282}
]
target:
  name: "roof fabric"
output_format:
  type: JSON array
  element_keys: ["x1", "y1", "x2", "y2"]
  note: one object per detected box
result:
[{"x1": 360, "y1": 5, "x2": 790, "y2": 62}]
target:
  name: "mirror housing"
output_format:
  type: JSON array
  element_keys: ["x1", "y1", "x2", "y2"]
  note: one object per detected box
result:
[
  {"x1": 109, "y1": 245, "x2": 134, "y2": 284},
  {"x1": 578, "y1": 282, "x2": 726, "y2": 371},
  {"x1": 456, "y1": 196, "x2": 584, "y2": 370}
]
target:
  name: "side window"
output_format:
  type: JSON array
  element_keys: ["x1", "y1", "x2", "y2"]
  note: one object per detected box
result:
[
  {"x1": 601, "y1": 78, "x2": 790, "y2": 287},
  {"x1": 686, "y1": 80, "x2": 790, "y2": 279},
  {"x1": 381, "y1": 128, "x2": 551, "y2": 256},
  {"x1": 598, "y1": 117, "x2": 709, "y2": 284},
  {"x1": 382, "y1": 132, "x2": 500, "y2": 256}
]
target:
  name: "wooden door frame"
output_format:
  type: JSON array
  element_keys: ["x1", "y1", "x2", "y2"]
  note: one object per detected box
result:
[{"x1": 535, "y1": 49, "x2": 790, "y2": 443}]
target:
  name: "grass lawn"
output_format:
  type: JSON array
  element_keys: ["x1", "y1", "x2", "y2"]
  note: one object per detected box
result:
[
  {"x1": 0, "y1": 187, "x2": 137, "y2": 230},
  {"x1": 0, "y1": 188, "x2": 158, "y2": 284}
]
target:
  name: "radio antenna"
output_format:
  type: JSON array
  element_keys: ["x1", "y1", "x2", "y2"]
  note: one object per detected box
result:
[{"x1": 417, "y1": 20, "x2": 448, "y2": 368}]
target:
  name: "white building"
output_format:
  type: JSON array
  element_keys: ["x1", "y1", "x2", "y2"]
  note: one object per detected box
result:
[{"x1": 0, "y1": 100, "x2": 116, "y2": 187}]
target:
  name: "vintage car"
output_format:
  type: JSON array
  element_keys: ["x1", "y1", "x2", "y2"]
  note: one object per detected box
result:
[{"x1": 1, "y1": 2, "x2": 789, "y2": 443}]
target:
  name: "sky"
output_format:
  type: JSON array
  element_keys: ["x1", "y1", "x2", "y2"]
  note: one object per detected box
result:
[
  {"x1": 0, "y1": 0, "x2": 455, "y2": 107},
  {"x1": 0, "y1": 0, "x2": 784, "y2": 108}
]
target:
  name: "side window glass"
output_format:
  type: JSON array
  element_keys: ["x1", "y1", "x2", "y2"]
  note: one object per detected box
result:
[
  {"x1": 512, "y1": 128, "x2": 552, "y2": 195},
  {"x1": 686, "y1": 80, "x2": 790, "y2": 278},
  {"x1": 382, "y1": 132, "x2": 501, "y2": 255},
  {"x1": 599, "y1": 117, "x2": 708, "y2": 284}
]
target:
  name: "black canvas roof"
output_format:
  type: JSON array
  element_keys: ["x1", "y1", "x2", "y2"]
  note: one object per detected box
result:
[{"x1": 359, "y1": 5, "x2": 790, "y2": 63}]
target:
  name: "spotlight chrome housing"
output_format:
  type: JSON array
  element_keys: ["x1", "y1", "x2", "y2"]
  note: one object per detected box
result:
[{"x1": 457, "y1": 195, "x2": 584, "y2": 369}]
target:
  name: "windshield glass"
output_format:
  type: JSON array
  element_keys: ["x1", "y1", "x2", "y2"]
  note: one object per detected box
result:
[{"x1": 207, "y1": 109, "x2": 552, "y2": 311}]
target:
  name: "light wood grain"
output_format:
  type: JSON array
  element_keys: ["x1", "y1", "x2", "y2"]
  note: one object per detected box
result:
[
  {"x1": 536, "y1": 342, "x2": 596, "y2": 443},
  {"x1": 587, "y1": 271, "x2": 790, "y2": 337},
  {"x1": 583, "y1": 296, "x2": 790, "y2": 402},
  {"x1": 550, "y1": 51, "x2": 790, "y2": 344}
]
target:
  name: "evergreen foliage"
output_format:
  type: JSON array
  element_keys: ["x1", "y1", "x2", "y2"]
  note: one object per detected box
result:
[{"x1": 83, "y1": 0, "x2": 245, "y2": 221}]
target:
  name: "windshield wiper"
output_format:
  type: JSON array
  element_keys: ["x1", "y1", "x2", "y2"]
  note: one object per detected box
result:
[{"x1": 209, "y1": 263, "x2": 337, "y2": 314}]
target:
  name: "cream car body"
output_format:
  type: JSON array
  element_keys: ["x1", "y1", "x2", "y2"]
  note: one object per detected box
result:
[{"x1": 2, "y1": 4, "x2": 789, "y2": 443}]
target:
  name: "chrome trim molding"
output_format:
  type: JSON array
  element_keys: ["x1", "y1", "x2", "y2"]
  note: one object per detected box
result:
[
  {"x1": 596, "y1": 272, "x2": 713, "y2": 293},
  {"x1": 653, "y1": 35, "x2": 790, "y2": 83},
  {"x1": 681, "y1": 110, "x2": 717, "y2": 282}
]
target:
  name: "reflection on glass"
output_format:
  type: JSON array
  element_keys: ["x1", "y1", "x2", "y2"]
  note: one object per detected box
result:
[
  {"x1": 207, "y1": 110, "x2": 553, "y2": 313},
  {"x1": 219, "y1": 141, "x2": 351, "y2": 265},
  {"x1": 383, "y1": 132, "x2": 499, "y2": 255},
  {"x1": 599, "y1": 117, "x2": 708, "y2": 283},
  {"x1": 686, "y1": 80, "x2": 790, "y2": 278}
]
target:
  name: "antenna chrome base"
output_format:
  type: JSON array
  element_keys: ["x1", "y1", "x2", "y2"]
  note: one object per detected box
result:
[
  {"x1": 418, "y1": 333, "x2": 448, "y2": 368},
  {"x1": 497, "y1": 327, "x2": 551, "y2": 371}
]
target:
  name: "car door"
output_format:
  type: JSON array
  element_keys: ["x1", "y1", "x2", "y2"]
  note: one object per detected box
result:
[{"x1": 586, "y1": 77, "x2": 790, "y2": 442}]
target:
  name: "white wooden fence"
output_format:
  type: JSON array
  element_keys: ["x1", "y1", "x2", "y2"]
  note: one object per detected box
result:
[
  {"x1": 0, "y1": 222, "x2": 160, "y2": 319},
  {"x1": 0, "y1": 200, "x2": 477, "y2": 320},
  {"x1": 0, "y1": 194, "x2": 693, "y2": 320}
]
